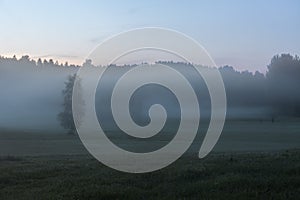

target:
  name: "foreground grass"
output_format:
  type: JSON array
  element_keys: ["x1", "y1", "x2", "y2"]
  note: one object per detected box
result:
[{"x1": 0, "y1": 150, "x2": 299, "y2": 200}]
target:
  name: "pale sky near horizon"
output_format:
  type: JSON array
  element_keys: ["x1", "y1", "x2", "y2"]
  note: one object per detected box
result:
[{"x1": 0, "y1": 0, "x2": 299, "y2": 72}]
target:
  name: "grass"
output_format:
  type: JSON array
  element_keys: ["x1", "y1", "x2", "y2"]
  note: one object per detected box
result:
[{"x1": 0, "y1": 150, "x2": 299, "y2": 199}]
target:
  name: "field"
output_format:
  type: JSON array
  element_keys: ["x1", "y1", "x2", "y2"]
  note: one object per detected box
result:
[
  {"x1": 0, "y1": 120, "x2": 300, "y2": 199},
  {"x1": 0, "y1": 150, "x2": 300, "y2": 199},
  {"x1": 0, "y1": 120, "x2": 299, "y2": 156}
]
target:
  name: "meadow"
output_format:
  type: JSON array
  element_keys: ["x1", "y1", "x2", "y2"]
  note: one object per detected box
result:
[
  {"x1": 0, "y1": 120, "x2": 299, "y2": 199},
  {"x1": 0, "y1": 150, "x2": 299, "y2": 199}
]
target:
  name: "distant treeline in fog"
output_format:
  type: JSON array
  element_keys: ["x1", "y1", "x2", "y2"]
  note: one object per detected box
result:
[{"x1": 0, "y1": 54, "x2": 299, "y2": 132}]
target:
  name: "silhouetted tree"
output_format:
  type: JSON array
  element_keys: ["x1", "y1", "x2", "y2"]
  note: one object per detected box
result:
[
  {"x1": 83, "y1": 59, "x2": 93, "y2": 67},
  {"x1": 37, "y1": 58, "x2": 43, "y2": 67},
  {"x1": 266, "y1": 54, "x2": 300, "y2": 117},
  {"x1": 58, "y1": 74, "x2": 84, "y2": 134},
  {"x1": 49, "y1": 59, "x2": 54, "y2": 65},
  {"x1": 43, "y1": 59, "x2": 48, "y2": 65}
]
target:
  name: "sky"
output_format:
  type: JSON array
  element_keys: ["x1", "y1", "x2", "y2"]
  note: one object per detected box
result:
[{"x1": 0, "y1": 0, "x2": 299, "y2": 72}]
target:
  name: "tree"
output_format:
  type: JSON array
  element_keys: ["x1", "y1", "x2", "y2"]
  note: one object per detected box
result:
[
  {"x1": 58, "y1": 74, "x2": 84, "y2": 134},
  {"x1": 83, "y1": 59, "x2": 93, "y2": 67},
  {"x1": 266, "y1": 54, "x2": 300, "y2": 117},
  {"x1": 37, "y1": 58, "x2": 43, "y2": 67},
  {"x1": 49, "y1": 59, "x2": 54, "y2": 65}
]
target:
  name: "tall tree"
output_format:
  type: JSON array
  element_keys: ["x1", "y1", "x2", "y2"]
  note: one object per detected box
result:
[
  {"x1": 58, "y1": 74, "x2": 84, "y2": 134},
  {"x1": 266, "y1": 54, "x2": 300, "y2": 116}
]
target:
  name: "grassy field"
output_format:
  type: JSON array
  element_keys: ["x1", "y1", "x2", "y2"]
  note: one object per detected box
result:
[
  {"x1": 0, "y1": 150, "x2": 299, "y2": 199},
  {"x1": 1, "y1": 120, "x2": 300, "y2": 156},
  {"x1": 0, "y1": 120, "x2": 299, "y2": 199}
]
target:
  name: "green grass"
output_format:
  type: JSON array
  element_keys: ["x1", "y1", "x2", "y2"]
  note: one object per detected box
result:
[{"x1": 0, "y1": 150, "x2": 299, "y2": 199}]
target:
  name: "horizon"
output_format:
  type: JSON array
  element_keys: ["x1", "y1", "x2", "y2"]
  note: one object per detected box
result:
[
  {"x1": 1, "y1": 0, "x2": 299, "y2": 73},
  {"x1": 2, "y1": 53, "x2": 300, "y2": 74}
]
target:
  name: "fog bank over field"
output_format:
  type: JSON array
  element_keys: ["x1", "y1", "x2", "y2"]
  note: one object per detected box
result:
[
  {"x1": 0, "y1": 57, "x2": 77, "y2": 132},
  {"x1": 0, "y1": 54, "x2": 299, "y2": 133}
]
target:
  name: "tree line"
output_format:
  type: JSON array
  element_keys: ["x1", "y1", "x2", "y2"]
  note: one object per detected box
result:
[{"x1": 1, "y1": 53, "x2": 299, "y2": 134}]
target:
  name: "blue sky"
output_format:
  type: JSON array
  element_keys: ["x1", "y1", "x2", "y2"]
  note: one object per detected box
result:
[{"x1": 0, "y1": 0, "x2": 299, "y2": 72}]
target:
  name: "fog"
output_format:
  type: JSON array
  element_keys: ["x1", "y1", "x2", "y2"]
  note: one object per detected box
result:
[
  {"x1": 0, "y1": 54, "x2": 299, "y2": 133},
  {"x1": 0, "y1": 57, "x2": 77, "y2": 132}
]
